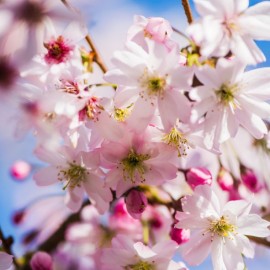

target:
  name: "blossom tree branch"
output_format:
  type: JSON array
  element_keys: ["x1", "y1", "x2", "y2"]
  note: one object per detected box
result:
[
  {"x1": 60, "y1": 0, "x2": 108, "y2": 73},
  {"x1": 181, "y1": 0, "x2": 193, "y2": 24}
]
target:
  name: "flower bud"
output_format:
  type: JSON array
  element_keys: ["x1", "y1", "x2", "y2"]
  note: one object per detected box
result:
[
  {"x1": 145, "y1": 17, "x2": 172, "y2": 43},
  {"x1": 241, "y1": 169, "x2": 263, "y2": 193},
  {"x1": 10, "y1": 160, "x2": 31, "y2": 181},
  {"x1": 186, "y1": 167, "x2": 212, "y2": 190},
  {"x1": 217, "y1": 167, "x2": 234, "y2": 191},
  {"x1": 30, "y1": 252, "x2": 53, "y2": 270},
  {"x1": 170, "y1": 227, "x2": 190, "y2": 245},
  {"x1": 125, "y1": 190, "x2": 148, "y2": 219},
  {"x1": 12, "y1": 210, "x2": 25, "y2": 225}
]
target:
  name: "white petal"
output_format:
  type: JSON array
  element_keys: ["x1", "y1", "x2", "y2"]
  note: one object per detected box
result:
[
  {"x1": 180, "y1": 231, "x2": 211, "y2": 265},
  {"x1": 231, "y1": 35, "x2": 265, "y2": 65},
  {"x1": 237, "y1": 214, "x2": 270, "y2": 237},
  {"x1": 235, "y1": 109, "x2": 267, "y2": 139},
  {"x1": 223, "y1": 200, "x2": 252, "y2": 218}
]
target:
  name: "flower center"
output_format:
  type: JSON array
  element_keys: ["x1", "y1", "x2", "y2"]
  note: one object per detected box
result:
[
  {"x1": 223, "y1": 20, "x2": 238, "y2": 37},
  {"x1": 79, "y1": 97, "x2": 104, "y2": 122},
  {"x1": 120, "y1": 149, "x2": 150, "y2": 183},
  {"x1": 44, "y1": 36, "x2": 73, "y2": 64},
  {"x1": 215, "y1": 83, "x2": 239, "y2": 106},
  {"x1": 114, "y1": 106, "x2": 132, "y2": 122},
  {"x1": 147, "y1": 77, "x2": 166, "y2": 96},
  {"x1": 163, "y1": 127, "x2": 190, "y2": 157},
  {"x1": 209, "y1": 216, "x2": 236, "y2": 238},
  {"x1": 125, "y1": 261, "x2": 155, "y2": 270},
  {"x1": 58, "y1": 162, "x2": 87, "y2": 190},
  {"x1": 139, "y1": 70, "x2": 167, "y2": 100}
]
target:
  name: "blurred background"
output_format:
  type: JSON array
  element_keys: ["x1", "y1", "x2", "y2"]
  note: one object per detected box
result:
[{"x1": 0, "y1": 0, "x2": 270, "y2": 269}]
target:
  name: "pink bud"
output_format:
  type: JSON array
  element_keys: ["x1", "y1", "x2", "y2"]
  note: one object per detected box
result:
[
  {"x1": 241, "y1": 169, "x2": 263, "y2": 193},
  {"x1": 125, "y1": 190, "x2": 148, "y2": 219},
  {"x1": 228, "y1": 188, "x2": 242, "y2": 201},
  {"x1": 170, "y1": 227, "x2": 190, "y2": 245},
  {"x1": 10, "y1": 160, "x2": 31, "y2": 181},
  {"x1": 12, "y1": 210, "x2": 25, "y2": 225},
  {"x1": 30, "y1": 252, "x2": 53, "y2": 270},
  {"x1": 145, "y1": 17, "x2": 172, "y2": 43},
  {"x1": 217, "y1": 167, "x2": 234, "y2": 191},
  {"x1": 186, "y1": 167, "x2": 212, "y2": 190}
]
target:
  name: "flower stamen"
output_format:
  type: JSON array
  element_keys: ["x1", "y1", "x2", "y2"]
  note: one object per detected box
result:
[{"x1": 120, "y1": 149, "x2": 150, "y2": 183}]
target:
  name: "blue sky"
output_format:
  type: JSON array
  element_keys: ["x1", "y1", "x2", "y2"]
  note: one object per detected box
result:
[{"x1": 1, "y1": 0, "x2": 270, "y2": 268}]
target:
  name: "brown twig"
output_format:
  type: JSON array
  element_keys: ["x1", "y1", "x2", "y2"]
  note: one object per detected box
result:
[
  {"x1": 60, "y1": 0, "x2": 108, "y2": 73},
  {"x1": 249, "y1": 236, "x2": 270, "y2": 248},
  {"x1": 0, "y1": 227, "x2": 20, "y2": 269},
  {"x1": 84, "y1": 35, "x2": 108, "y2": 73},
  {"x1": 181, "y1": 0, "x2": 193, "y2": 24}
]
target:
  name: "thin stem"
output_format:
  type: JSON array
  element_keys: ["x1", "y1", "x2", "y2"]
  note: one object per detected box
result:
[
  {"x1": 181, "y1": 0, "x2": 193, "y2": 24},
  {"x1": 60, "y1": 0, "x2": 108, "y2": 73},
  {"x1": 84, "y1": 36, "x2": 108, "y2": 73},
  {"x1": 172, "y1": 26, "x2": 191, "y2": 41},
  {"x1": 0, "y1": 228, "x2": 19, "y2": 269},
  {"x1": 142, "y1": 221, "x2": 150, "y2": 245}
]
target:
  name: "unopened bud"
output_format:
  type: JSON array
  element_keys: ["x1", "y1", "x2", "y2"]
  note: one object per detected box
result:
[
  {"x1": 125, "y1": 190, "x2": 148, "y2": 219},
  {"x1": 12, "y1": 210, "x2": 25, "y2": 225},
  {"x1": 217, "y1": 167, "x2": 234, "y2": 191},
  {"x1": 10, "y1": 160, "x2": 31, "y2": 181},
  {"x1": 30, "y1": 252, "x2": 53, "y2": 270},
  {"x1": 170, "y1": 227, "x2": 190, "y2": 245},
  {"x1": 186, "y1": 167, "x2": 212, "y2": 190},
  {"x1": 241, "y1": 169, "x2": 263, "y2": 193}
]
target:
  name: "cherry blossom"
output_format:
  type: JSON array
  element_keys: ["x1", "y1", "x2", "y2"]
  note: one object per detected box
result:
[
  {"x1": 191, "y1": 58, "x2": 270, "y2": 150},
  {"x1": 175, "y1": 185, "x2": 270, "y2": 270},
  {"x1": 33, "y1": 145, "x2": 112, "y2": 213},
  {"x1": 189, "y1": 0, "x2": 270, "y2": 64}
]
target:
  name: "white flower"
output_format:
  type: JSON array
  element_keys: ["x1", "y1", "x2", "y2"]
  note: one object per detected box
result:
[
  {"x1": 175, "y1": 185, "x2": 270, "y2": 270},
  {"x1": 191, "y1": 58, "x2": 270, "y2": 151},
  {"x1": 105, "y1": 40, "x2": 192, "y2": 130},
  {"x1": 189, "y1": 0, "x2": 270, "y2": 64}
]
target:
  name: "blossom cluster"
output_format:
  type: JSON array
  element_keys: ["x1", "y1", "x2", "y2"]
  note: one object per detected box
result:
[{"x1": 1, "y1": 0, "x2": 270, "y2": 270}]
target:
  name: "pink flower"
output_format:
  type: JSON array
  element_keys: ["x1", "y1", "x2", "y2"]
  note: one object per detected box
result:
[
  {"x1": 125, "y1": 189, "x2": 148, "y2": 219},
  {"x1": 189, "y1": 0, "x2": 270, "y2": 64},
  {"x1": 127, "y1": 15, "x2": 175, "y2": 51},
  {"x1": 33, "y1": 145, "x2": 112, "y2": 213},
  {"x1": 100, "y1": 129, "x2": 177, "y2": 197},
  {"x1": 30, "y1": 252, "x2": 53, "y2": 270},
  {"x1": 186, "y1": 167, "x2": 212, "y2": 190},
  {"x1": 175, "y1": 185, "x2": 270, "y2": 270}
]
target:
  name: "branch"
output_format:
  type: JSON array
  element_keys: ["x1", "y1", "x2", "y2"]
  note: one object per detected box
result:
[
  {"x1": 248, "y1": 236, "x2": 270, "y2": 248},
  {"x1": 84, "y1": 35, "x2": 108, "y2": 73},
  {"x1": 181, "y1": 0, "x2": 193, "y2": 24},
  {"x1": 60, "y1": 0, "x2": 108, "y2": 73}
]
